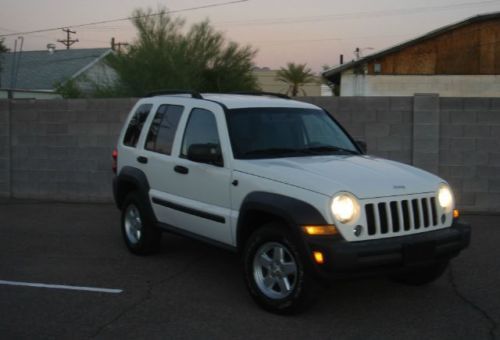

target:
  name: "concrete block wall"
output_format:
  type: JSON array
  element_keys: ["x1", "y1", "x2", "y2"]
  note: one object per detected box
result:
[
  {"x1": 301, "y1": 96, "x2": 414, "y2": 165},
  {"x1": 0, "y1": 95, "x2": 499, "y2": 212},
  {"x1": 6, "y1": 98, "x2": 135, "y2": 201},
  {"x1": 302, "y1": 95, "x2": 500, "y2": 213},
  {"x1": 0, "y1": 100, "x2": 10, "y2": 197},
  {"x1": 438, "y1": 98, "x2": 500, "y2": 212}
]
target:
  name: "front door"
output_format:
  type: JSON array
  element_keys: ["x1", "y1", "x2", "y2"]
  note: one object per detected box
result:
[{"x1": 148, "y1": 103, "x2": 233, "y2": 245}]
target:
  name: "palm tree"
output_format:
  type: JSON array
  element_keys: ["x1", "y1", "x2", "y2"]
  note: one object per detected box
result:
[{"x1": 276, "y1": 62, "x2": 317, "y2": 97}]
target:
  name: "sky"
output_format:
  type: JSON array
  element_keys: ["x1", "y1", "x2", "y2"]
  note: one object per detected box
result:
[{"x1": 2, "y1": 0, "x2": 500, "y2": 72}]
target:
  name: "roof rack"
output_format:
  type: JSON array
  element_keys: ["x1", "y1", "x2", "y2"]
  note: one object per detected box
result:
[
  {"x1": 230, "y1": 91, "x2": 291, "y2": 99},
  {"x1": 146, "y1": 90, "x2": 203, "y2": 99}
]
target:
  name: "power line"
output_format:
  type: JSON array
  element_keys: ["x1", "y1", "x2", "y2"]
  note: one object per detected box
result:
[
  {"x1": 216, "y1": 0, "x2": 500, "y2": 27},
  {"x1": 0, "y1": 0, "x2": 249, "y2": 38}
]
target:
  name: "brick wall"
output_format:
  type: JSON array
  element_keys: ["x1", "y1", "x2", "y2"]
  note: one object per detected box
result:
[{"x1": 0, "y1": 95, "x2": 499, "y2": 212}]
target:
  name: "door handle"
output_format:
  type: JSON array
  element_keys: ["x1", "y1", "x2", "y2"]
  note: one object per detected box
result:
[
  {"x1": 137, "y1": 156, "x2": 148, "y2": 164},
  {"x1": 174, "y1": 165, "x2": 189, "y2": 174}
]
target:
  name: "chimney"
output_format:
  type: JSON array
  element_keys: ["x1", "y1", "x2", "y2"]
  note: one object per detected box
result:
[
  {"x1": 340, "y1": 54, "x2": 344, "y2": 65},
  {"x1": 47, "y1": 43, "x2": 56, "y2": 54}
]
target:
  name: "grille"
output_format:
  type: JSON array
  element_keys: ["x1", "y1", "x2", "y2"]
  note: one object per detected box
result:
[{"x1": 365, "y1": 196, "x2": 439, "y2": 236}]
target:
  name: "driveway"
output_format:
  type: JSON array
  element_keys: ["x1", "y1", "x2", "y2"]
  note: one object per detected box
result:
[{"x1": 0, "y1": 201, "x2": 498, "y2": 339}]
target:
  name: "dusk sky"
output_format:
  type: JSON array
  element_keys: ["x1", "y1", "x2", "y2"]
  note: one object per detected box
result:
[{"x1": 2, "y1": 0, "x2": 500, "y2": 72}]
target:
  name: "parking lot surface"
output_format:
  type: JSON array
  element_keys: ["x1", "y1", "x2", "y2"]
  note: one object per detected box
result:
[{"x1": 0, "y1": 201, "x2": 498, "y2": 339}]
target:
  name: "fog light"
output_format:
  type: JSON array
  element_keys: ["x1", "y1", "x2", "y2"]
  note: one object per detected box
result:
[
  {"x1": 302, "y1": 225, "x2": 338, "y2": 236},
  {"x1": 313, "y1": 251, "x2": 325, "y2": 264}
]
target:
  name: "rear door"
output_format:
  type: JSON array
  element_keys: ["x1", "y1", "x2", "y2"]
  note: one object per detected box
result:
[{"x1": 142, "y1": 99, "x2": 233, "y2": 246}]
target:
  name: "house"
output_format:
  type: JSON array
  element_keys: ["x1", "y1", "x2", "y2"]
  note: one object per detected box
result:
[
  {"x1": 0, "y1": 47, "x2": 116, "y2": 99},
  {"x1": 323, "y1": 12, "x2": 500, "y2": 97},
  {"x1": 253, "y1": 67, "x2": 330, "y2": 96}
]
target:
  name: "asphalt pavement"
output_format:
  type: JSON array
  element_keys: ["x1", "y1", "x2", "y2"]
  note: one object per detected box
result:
[{"x1": 0, "y1": 201, "x2": 498, "y2": 339}]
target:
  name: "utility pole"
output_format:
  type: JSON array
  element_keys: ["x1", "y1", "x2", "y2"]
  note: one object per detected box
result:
[
  {"x1": 57, "y1": 28, "x2": 79, "y2": 50},
  {"x1": 110, "y1": 37, "x2": 129, "y2": 52}
]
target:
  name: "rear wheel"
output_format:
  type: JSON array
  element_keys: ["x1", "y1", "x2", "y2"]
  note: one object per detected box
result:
[
  {"x1": 243, "y1": 223, "x2": 319, "y2": 314},
  {"x1": 388, "y1": 261, "x2": 449, "y2": 286},
  {"x1": 121, "y1": 192, "x2": 161, "y2": 255}
]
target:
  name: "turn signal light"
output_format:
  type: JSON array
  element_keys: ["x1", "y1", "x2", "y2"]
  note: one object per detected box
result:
[
  {"x1": 302, "y1": 225, "x2": 338, "y2": 236},
  {"x1": 313, "y1": 251, "x2": 325, "y2": 264},
  {"x1": 112, "y1": 148, "x2": 118, "y2": 174},
  {"x1": 453, "y1": 209, "x2": 460, "y2": 219}
]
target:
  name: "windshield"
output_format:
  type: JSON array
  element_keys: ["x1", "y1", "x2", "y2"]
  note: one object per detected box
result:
[{"x1": 227, "y1": 107, "x2": 360, "y2": 159}]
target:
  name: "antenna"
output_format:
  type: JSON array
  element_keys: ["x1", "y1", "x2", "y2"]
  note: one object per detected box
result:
[
  {"x1": 57, "y1": 28, "x2": 79, "y2": 50},
  {"x1": 355, "y1": 47, "x2": 374, "y2": 60}
]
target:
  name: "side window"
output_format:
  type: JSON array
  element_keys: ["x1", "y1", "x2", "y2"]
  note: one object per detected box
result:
[
  {"x1": 145, "y1": 104, "x2": 184, "y2": 155},
  {"x1": 181, "y1": 108, "x2": 222, "y2": 164},
  {"x1": 123, "y1": 104, "x2": 153, "y2": 147}
]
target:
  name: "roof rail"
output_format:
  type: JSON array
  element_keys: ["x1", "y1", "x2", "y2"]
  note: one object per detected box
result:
[
  {"x1": 230, "y1": 91, "x2": 291, "y2": 99},
  {"x1": 146, "y1": 90, "x2": 203, "y2": 99}
]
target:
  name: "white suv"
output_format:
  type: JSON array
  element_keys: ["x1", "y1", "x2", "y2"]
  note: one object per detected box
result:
[{"x1": 113, "y1": 91, "x2": 470, "y2": 314}]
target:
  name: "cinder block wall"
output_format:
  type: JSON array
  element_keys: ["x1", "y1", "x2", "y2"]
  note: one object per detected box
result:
[
  {"x1": 0, "y1": 95, "x2": 499, "y2": 213},
  {"x1": 6, "y1": 99, "x2": 135, "y2": 202},
  {"x1": 301, "y1": 97, "x2": 413, "y2": 165},
  {"x1": 301, "y1": 95, "x2": 500, "y2": 212},
  {"x1": 437, "y1": 98, "x2": 500, "y2": 212},
  {"x1": 0, "y1": 101, "x2": 10, "y2": 196}
]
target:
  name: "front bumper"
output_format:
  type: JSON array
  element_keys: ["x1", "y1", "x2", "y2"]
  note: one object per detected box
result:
[{"x1": 305, "y1": 220, "x2": 471, "y2": 279}]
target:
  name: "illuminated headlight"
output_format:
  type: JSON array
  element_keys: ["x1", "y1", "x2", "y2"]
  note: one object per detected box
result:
[
  {"x1": 438, "y1": 184, "x2": 453, "y2": 212},
  {"x1": 331, "y1": 192, "x2": 360, "y2": 224}
]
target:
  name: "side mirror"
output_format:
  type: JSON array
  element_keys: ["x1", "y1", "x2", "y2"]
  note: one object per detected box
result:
[
  {"x1": 356, "y1": 140, "x2": 367, "y2": 154},
  {"x1": 187, "y1": 143, "x2": 223, "y2": 166}
]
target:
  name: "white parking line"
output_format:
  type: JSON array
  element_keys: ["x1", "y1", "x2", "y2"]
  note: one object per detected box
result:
[{"x1": 0, "y1": 280, "x2": 123, "y2": 294}]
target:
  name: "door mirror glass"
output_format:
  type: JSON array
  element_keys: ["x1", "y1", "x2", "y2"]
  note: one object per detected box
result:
[
  {"x1": 356, "y1": 140, "x2": 367, "y2": 154},
  {"x1": 187, "y1": 143, "x2": 223, "y2": 166}
]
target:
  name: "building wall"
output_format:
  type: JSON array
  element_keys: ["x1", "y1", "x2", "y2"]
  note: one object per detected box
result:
[
  {"x1": 253, "y1": 70, "x2": 322, "y2": 97},
  {"x1": 340, "y1": 72, "x2": 500, "y2": 97},
  {"x1": 367, "y1": 18, "x2": 500, "y2": 75},
  {"x1": 0, "y1": 90, "x2": 61, "y2": 100},
  {"x1": 0, "y1": 95, "x2": 499, "y2": 213}
]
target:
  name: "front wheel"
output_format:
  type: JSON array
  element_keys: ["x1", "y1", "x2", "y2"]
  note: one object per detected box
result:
[{"x1": 243, "y1": 223, "x2": 319, "y2": 314}]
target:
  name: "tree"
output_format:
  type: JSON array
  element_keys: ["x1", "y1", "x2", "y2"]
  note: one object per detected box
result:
[
  {"x1": 105, "y1": 7, "x2": 258, "y2": 96},
  {"x1": 276, "y1": 62, "x2": 317, "y2": 97},
  {"x1": 0, "y1": 39, "x2": 7, "y2": 53},
  {"x1": 0, "y1": 39, "x2": 8, "y2": 86}
]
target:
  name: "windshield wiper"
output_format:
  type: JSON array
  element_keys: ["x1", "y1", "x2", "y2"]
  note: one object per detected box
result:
[
  {"x1": 242, "y1": 148, "x2": 311, "y2": 158},
  {"x1": 304, "y1": 145, "x2": 359, "y2": 155}
]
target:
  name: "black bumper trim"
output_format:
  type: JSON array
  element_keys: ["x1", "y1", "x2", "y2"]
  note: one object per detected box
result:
[{"x1": 305, "y1": 220, "x2": 471, "y2": 278}]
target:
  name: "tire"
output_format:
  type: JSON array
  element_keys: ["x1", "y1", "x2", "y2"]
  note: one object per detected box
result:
[
  {"x1": 388, "y1": 261, "x2": 449, "y2": 286},
  {"x1": 121, "y1": 192, "x2": 161, "y2": 255},
  {"x1": 243, "y1": 223, "x2": 319, "y2": 314}
]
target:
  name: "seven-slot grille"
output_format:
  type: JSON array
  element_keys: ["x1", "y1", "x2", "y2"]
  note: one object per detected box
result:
[{"x1": 364, "y1": 196, "x2": 439, "y2": 237}]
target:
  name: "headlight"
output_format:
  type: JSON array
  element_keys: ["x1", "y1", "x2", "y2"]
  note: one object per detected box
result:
[
  {"x1": 331, "y1": 192, "x2": 360, "y2": 224},
  {"x1": 438, "y1": 184, "x2": 453, "y2": 212}
]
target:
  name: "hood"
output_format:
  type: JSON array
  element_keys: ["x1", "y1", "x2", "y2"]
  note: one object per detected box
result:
[{"x1": 234, "y1": 155, "x2": 442, "y2": 199}]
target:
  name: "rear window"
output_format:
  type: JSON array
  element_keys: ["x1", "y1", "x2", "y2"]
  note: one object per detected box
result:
[
  {"x1": 123, "y1": 104, "x2": 153, "y2": 147},
  {"x1": 145, "y1": 105, "x2": 184, "y2": 155}
]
